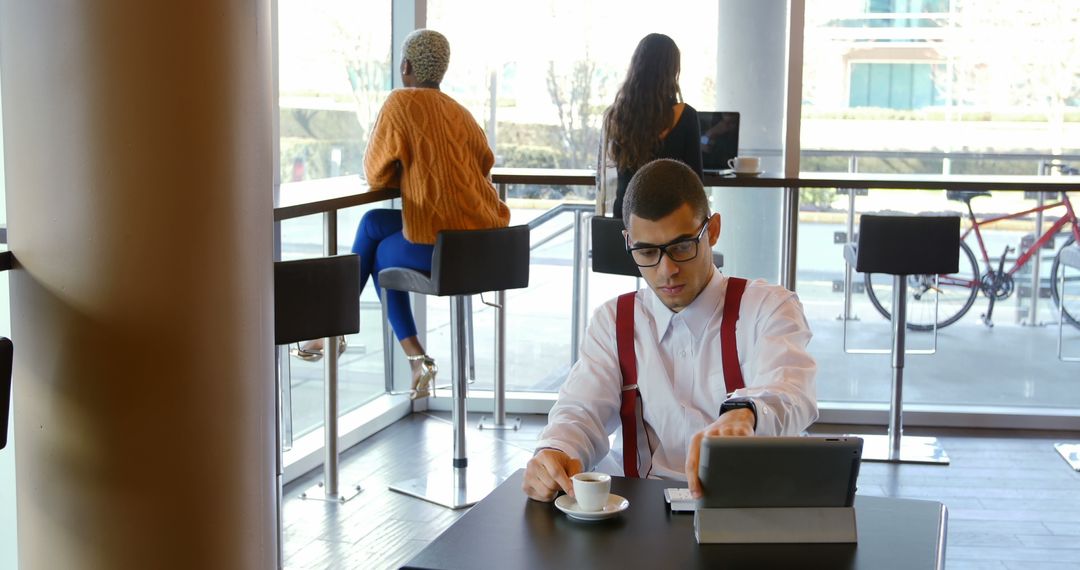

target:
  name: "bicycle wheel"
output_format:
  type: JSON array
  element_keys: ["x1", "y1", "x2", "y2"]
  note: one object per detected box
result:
[
  {"x1": 864, "y1": 240, "x2": 980, "y2": 331},
  {"x1": 1049, "y1": 235, "x2": 1080, "y2": 329}
]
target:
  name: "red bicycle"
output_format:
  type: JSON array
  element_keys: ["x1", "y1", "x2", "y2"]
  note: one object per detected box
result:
[{"x1": 863, "y1": 186, "x2": 1080, "y2": 331}]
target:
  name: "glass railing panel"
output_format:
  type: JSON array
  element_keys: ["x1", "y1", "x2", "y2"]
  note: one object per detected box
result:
[
  {"x1": 796, "y1": 185, "x2": 1080, "y2": 409},
  {"x1": 278, "y1": 198, "x2": 393, "y2": 440},
  {"x1": 422, "y1": 189, "x2": 618, "y2": 393},
  {"x1": 335, "y1": 204, "x2": 395, "y2": 416}
]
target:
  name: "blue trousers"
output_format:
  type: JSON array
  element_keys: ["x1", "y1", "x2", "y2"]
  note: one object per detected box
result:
[{"x1": 350, "y1": 209, "x2": 434, "y2": 341}]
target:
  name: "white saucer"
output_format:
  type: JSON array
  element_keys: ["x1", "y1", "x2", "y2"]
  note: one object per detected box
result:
[
  {"x1": 554, "y1": 494, "x2": 630, "y2": 521},
  {"x1": 732, "y1": 170, "x2": 765, "y2": 178}
]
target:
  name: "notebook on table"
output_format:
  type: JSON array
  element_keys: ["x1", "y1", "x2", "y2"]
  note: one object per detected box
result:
[{"x1": 697, "y1": 111, "x2": 740, "y2": 176}]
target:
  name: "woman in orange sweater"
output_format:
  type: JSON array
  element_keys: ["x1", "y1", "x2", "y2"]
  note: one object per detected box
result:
[{"x1": 297, "y1": 29, "x2": 510, "y2": 399}]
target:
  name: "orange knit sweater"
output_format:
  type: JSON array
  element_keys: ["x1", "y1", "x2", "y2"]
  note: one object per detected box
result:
[{"x1": 363, "y1": 88, "x2": 511, "y2": 245}]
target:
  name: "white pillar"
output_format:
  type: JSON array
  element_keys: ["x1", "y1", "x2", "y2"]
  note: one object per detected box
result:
[
  {"x1": 713, "y1": 0, "x2": 790, "y2": 283},
  {"x1": 1, "y1": 2, "x2": 277, "y2": 568}
]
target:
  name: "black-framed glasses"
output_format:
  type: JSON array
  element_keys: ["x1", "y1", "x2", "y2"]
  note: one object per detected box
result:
[{"x1": 625, "y1": 218, "x2": 710, "y2": 267}]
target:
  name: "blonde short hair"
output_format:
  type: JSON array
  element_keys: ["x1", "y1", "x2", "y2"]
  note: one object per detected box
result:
[{"x1": 402, "y1": 29, "x2": 450, "y2": 85}]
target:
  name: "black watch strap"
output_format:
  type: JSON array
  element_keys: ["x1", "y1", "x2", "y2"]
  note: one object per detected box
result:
[{"x1": 719, "y1": 397, "x2": 758, "y2": 432}]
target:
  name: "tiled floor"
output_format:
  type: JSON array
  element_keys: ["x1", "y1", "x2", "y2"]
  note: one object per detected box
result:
[{"x1": 283, "y1": 412, "x2": 1080, "y2": 569}]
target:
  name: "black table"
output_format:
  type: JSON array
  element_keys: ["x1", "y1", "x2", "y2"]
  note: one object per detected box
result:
[{"x1": 403, "y1": 470, "x2": 947, "y2": 570}]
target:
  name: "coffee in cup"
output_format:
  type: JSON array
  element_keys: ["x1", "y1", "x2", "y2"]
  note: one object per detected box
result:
[
  {"x1": 727, "y1": 156, "x2": 761, "y2": 173},
  {"x1": 571, "y1": 472, "x2": 611, "y2": 512}
]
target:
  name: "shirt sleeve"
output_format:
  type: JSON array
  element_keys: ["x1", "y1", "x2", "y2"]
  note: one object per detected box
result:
[
  {"x1": 363, "y1": 93, "x2": 404, "y2": 190},
  {"x1": 534, "y1": 301, "x2": 625, "y2": 469},
  {"x1": 731, "y1": 290, "x2": 819, "y2": 436}
]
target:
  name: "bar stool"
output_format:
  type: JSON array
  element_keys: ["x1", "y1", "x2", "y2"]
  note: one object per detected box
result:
[
  {"x1": 591, "y1": 216, "x2": 724, "y2": 277},
  {"x1": 1, "y1": 251, "x2": 13, "y2": 452},
  {"x1": 1054, "y1": 243, "x2": 1080, "y2": 471},
  {"x1": 849, "y1": 215, "x2": 959, "y2": 464},
  {"x1": 380, "y1": 225, "x2": 530, "y2": 509},
  {"x1": 275, "y1": 254, "x2": 362, "y2": 503},
  {"x1": 1, "y1": 336, "x2": 12, "y2": 451}
]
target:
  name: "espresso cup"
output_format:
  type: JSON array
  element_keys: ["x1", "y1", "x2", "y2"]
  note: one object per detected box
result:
[
  {"x1": 727, "y1": 156, "x2": 761, "y2": 173},
  {"x1": 571, "y1": 472, "x2": 611, "y2": 512}
]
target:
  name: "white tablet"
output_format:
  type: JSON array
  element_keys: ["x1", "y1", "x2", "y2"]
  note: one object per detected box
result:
[{"x1": 697, "y1": 436, "x2": 863, "y2": 509}]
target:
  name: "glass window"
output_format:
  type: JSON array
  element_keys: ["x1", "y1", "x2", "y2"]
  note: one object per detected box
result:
[
  {"x1": 276, "y1": 1, "x2": 393, "y2": 441},
  {"x1": 422, "y1": 1, "x2": 722, "y2": 391},
  {"x1": 278, "y1": 0, "x2": 392, "y2": 183},
  {"x1": 849, "y1": 63, "x2": 944, "y2": 110},
  {"x1": 427, "y1": 0, "x2": 718, "y2": 185},
  {"x1": 801, "y1": 0, "x2": 1080, "y2": 411}
]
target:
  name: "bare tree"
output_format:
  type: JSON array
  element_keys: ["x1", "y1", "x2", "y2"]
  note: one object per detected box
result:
[
  {"x1": 546, "y1": 59, "x2": 608, "y2": 169},
  {"x1": 944, "y1": 1, "x2": 1080, "y2": 151},
  {"x1": 326, "y1": 13, "x2": 391, "y2": 147},
  {"x1": 290, "y1": 108, "x2": 319, "y2": 139}
]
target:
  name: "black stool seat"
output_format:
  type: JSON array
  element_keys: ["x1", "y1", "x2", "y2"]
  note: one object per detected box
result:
[
  {"x1": 1, "y1": 337, "x2": 12, "y2": 450},
  {"x1": 855, "y1": 215, "x2": 960, "y2": 276},
  {"x1": 946, "y1": 190, "x2": 991, "y2": 203},
  {"x1": 275, "y1": 254, "x2": 361, "y2": 345},
  {"x1": 379, "y1": 225, "x2": 530, "y2": 296},
  {"x1": 591, "y1": 216, "x2": 723, "y2": 278}
]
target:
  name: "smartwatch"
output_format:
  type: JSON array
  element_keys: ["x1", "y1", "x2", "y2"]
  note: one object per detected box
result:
[{"x1": 719, "y1": 397, "x2": 758, "y2": 432}]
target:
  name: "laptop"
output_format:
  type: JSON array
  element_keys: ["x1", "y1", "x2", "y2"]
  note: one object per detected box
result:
[
  {"x1": 697, "y1": 436, "x2": 863, "y2": 508},
  {"x1": 697, "y1": 111, "x2": 740, "y2": 176}
]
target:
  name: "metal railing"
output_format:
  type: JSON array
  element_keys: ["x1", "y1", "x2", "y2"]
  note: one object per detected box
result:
[
  {"x1": 522, "y1": 201, "x2": 594, "y2": 364},
  {"x1": 269, "y1": 158, "x2": 1080, "y2": 489}
]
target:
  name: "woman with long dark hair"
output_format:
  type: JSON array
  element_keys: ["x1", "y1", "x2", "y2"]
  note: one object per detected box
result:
[{"x1": 603, "y1": 33, "x2": 703, "y2": 218}]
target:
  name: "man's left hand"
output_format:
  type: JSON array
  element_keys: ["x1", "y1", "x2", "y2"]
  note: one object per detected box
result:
[{"x1": 684, "y1": 408, "x2": 755, "y2": 498}]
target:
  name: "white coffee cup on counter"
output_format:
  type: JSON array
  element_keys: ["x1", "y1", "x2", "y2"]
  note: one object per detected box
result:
[
  {"x1": 571, "y1": 472, "x2": 611, "y2": 511},
  {"x1": 727, "y1": 156, "x2": 761, "y2": 173}
]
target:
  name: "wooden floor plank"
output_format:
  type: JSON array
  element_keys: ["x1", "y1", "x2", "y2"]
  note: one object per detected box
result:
[{"x1": 283, "y1": 414, "x2": 1080, "y2": 570}]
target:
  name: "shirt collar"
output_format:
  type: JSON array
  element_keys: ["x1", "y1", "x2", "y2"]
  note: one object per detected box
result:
[{"x1": 648, "y1": 266, "x2": 726, "y2": 341}]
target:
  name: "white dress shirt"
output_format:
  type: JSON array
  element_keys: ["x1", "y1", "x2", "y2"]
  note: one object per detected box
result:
[{"x1": 536, "y1": 269, "x2": 818, "y2": 480}]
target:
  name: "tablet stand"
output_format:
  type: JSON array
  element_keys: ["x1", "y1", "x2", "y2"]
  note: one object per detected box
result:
[{"x1": 694, "y1": 506, "x2": 857, "y2": 544}]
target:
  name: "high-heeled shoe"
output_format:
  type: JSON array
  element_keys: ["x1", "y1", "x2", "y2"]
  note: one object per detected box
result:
[
  {"x1": 289, "y1": 337, "x2": 347, "y2": 362},
  {"x1": 406, "y1": 354, "x2": 437, "y2": 400}
]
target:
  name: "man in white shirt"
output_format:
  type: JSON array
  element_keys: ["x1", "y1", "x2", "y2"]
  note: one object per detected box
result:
[{"x1": 523, "y1": 159, "x2": 818, "y2": 501}]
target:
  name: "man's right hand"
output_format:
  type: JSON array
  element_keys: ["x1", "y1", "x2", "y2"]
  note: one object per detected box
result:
[{"x1": 523, "y1": 449, "x2": 583, "y2": 502}]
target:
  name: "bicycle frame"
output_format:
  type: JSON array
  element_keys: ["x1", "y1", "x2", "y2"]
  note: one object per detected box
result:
[{"x1": 954, "y1": 191, "x2": 1080, "y2": 287}]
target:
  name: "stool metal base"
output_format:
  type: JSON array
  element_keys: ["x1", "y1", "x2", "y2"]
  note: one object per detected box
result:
[
  {"x1": 1054, "y1": 443, "x2": 1080, "y2": 471},
  {"x1": 299, "y1": 480, "x2": 363, "y2": 504},
  {"x1": 389, "y1": 467, "x2": 504, "y2": 510},
  {"x1": 856, "y1": 434, "x2": 950, "y2": 465},
  {"x1": 478, "y1": 415, "x2": 521, "y2": 431}
]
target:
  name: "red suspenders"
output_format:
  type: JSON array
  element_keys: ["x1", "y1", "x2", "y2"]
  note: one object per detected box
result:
[
  {"x1": 615, "y1": 277, "x2": 747, "y2": 478},
  {"x1": 615, "y1": 293, "x2": 641, "y2": 477}
]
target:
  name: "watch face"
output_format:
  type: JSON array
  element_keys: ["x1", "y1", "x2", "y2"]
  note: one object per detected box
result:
[
  {"x1": 720, "y1": 398, "x2": 757, "y2": 431},
  {"x1": 722, "y1": 397, "x2": 753, "y2": 412}
]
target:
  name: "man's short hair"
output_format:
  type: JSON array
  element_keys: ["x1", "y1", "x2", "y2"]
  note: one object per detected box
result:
[
  {"x1": 402, "y1": 29, "x2": 451, "y2": 85},
  {"x1": 622, "y1": 159, "x2": 710, "y2": 223}
]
